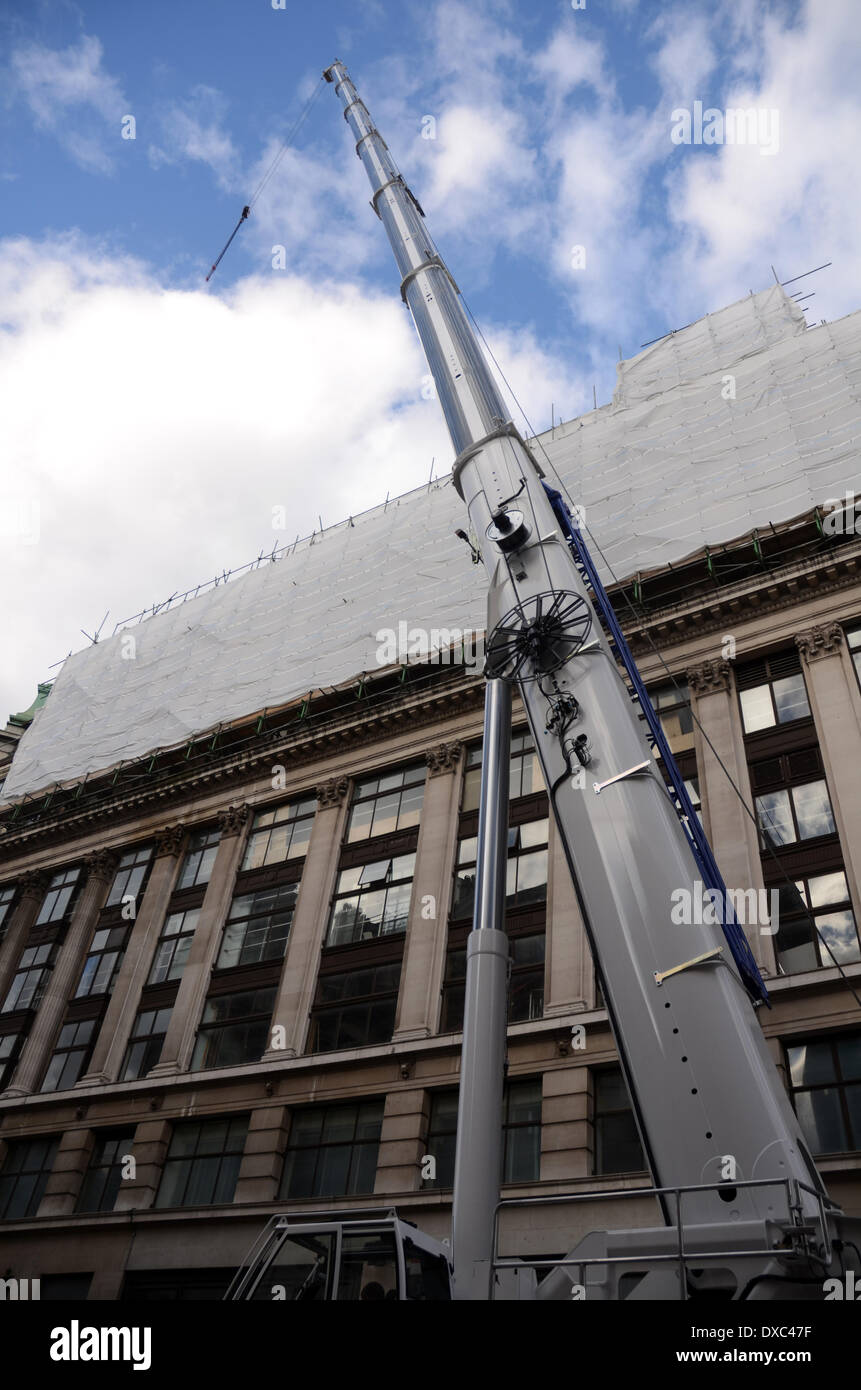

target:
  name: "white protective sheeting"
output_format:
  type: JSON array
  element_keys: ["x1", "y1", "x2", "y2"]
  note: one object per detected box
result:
[{"x1": 5, "y1": 286, "x2": 860, "y2": 801}]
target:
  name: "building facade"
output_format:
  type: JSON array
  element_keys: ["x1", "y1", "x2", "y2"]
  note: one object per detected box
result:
[{"x1": 2, "y1": 290, "x2": 861, "y2": 1299}]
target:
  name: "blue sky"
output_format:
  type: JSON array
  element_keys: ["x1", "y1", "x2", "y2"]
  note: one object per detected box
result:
[{"x1": 1, "y1": 0, "x2": 859, "y2": 718}]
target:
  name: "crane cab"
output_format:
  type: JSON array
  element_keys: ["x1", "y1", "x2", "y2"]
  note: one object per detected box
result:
[{"x1": 226, "y1": 1208, "x2": 452, "y2": 1301}]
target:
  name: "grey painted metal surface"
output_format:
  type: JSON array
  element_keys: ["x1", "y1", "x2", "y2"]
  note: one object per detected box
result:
[
  {"x1": 450, "y1": 678, "x2": 511, "y2": 1300},
  {"x1": 324, "y1": 60, "x2": 847, "y2": 1287}
]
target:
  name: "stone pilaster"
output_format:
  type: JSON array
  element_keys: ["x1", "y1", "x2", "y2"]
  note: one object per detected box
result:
[
  {"x1": 686, "y1": 660, "x2": 775, "y2": 975},
  {"x1": 2, "y1": 852, "x2": 118, "y2": 1098},
  {"x1": 0, "y1": 870, "x2": 50, "y2": 1006},
  {"x1": 234, "y1": 1105, "x2": 289, "y2": 1204},
  {"x1": 373, "y1": 1088, "x2": 428, "y2": 1194},
  {"x1": 77, "y1": 826, "x2": 186, "y2": 1085},
  {"x1": 794, "y1": 623, "x2": 861, "y2": 933},
  {"x1": 540, "y1": 1064, "x2": 590, "y2": 1181},
  {"x1": 147, "y1": 808, "x2": 248, "y2": 1077},
  {"x1": 38, "y1": 1127, "x2": 95, "y2": 1217},
  {"x1": 393, "y1": 742, "x2": 463, "y2": 1041},
  {"x1": 113, "y1": 1117, "x2": 171, "y2": 1212},
  {"x1": 262, "y1": 779, "x2": 351, "y2": 1060},
  {"x1": 544, "y1": 815, "x2": 593, "y2": 1014}
]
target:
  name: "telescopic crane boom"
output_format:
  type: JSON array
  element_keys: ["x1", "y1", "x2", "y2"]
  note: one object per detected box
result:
[{"x1": 316, "y1": 60, "x2": 861, "y2": 1302}]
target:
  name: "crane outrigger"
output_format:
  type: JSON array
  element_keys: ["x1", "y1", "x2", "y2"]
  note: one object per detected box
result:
[{"x1": 228, "y1": 62, "x2": 861, "y2": 1302}]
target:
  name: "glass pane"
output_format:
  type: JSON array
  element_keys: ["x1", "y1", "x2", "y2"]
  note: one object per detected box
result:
[
  {"x1": 794, "y1": 1088, "x2": 847, "y2": 1154},
  {"x1": 817, "y1": 911, "x2": 861, "y2": 964},
  {"x1": 807, "y1": 872, "x2": 848, "y2": 909},
  {"x1": 739, "y1": 685, "x2": 775, "y2": 733},
  {"x1": 755, "y1": 790, "x2": 795, "y2": 846},
  {"x1": 369, "y1": 792, "x2": 400, "y2": 839},
  {"x1": 520, "y1": 819, "x2": 549, "y2": 849},
  {"x1": 773, "y1": 674, "x2": 810, "y2": 723},
  {"x1": 792, "y1": 781, "x2": 835, "y2": 839},
  {"x1": 837, "y1": 1037, "x2": 861, "y2": 1081},
  {"x1": 787, "y1": 1041, "x2": 836, "y2": 1087},
  {"x1": 596, "y1": 1113, "x2": 644, "y2": 1174},
  {"x1": 503, "y1": 1124, "x2": 540, "y2": 1182}
]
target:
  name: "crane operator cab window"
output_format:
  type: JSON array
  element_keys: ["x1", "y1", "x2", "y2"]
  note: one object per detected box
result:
[
  {"x1": 251, "y1": 1232, "x2": 336, "y2": 1301},
  {"x1": 338, "y1": 1232, "x2": 399, "y2": 1300}
]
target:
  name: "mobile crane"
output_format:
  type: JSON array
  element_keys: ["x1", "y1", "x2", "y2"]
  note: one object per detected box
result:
[{"x1": 227, "y1": 62, "x2": 861, "y2": 1302}]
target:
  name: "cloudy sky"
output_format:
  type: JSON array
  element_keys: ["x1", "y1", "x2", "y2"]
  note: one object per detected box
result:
[{"x1": 1, "y1": 0, "x2": 859, "y2": 722}]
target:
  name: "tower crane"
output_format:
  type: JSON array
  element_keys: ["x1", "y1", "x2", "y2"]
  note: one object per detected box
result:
[{"x1": 227, "y1": 62, "x2": 861, "y2": 1302}]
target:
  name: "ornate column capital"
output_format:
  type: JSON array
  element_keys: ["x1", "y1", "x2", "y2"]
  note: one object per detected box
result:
[
  {"x1": 216, "y1": 803, "x2": 249, "y2": 838},
  {"x1": 795, "y1": 623, "x2": 844, "y2": 665},
  {"x1": 425, "y1": 741, "x2": 464, "y2": 777},
  {"x1": 84, "y1": 849, "x2": 120, "y2": 884},
  {"x1": 315, "y1": 776, "x2": 350, "y2": 809},
  {"x1": 18, "y1": 868, "x2": 50, "y2": 900},
  {"x1": 155, "y1": 824, "x2": 186, "y2": 858},
  {"x1": 687, "y1": 660, "x2": 732, "y2": 696}
]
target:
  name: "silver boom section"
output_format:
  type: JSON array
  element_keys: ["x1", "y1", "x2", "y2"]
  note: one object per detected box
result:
[{"x1": 324, "y1": 62, "x2": 832, "y2": 1256}]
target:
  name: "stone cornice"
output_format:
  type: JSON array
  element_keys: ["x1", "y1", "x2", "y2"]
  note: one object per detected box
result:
[
  {"x1": 624, "y1": 536, "x2": 861, "y2": 656},
  {"x1": 794, "y1": 622, "x2": 844, "y2": 664},
  {"x1": 0, "y1": 674, "x2": 484, "y2": 857}
]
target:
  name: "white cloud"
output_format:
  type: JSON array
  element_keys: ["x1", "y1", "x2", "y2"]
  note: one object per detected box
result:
[
  {"x1": 8, "y1": 35, "x2": 128, "y2": 174},
  {"x1": 0, "y1": 236, "x2": 450, "y2": 719},
  {"x1": 665, "y1": 0, "x2": 861, "y2": 321},
  {"x1": 148, "y1": 85, "x2": 240, "y2": 190}
]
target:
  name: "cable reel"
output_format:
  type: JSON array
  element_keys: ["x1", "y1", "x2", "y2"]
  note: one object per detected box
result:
[{"x1": 485, "y1": 590, "x2": 592, "y2": 682}]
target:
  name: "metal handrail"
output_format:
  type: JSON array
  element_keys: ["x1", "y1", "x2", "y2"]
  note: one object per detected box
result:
[{"x1": 491, "y1": 1175, "x2": 835, "y2": 1301}]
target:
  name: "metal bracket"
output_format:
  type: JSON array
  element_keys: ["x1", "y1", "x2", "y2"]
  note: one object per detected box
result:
[
  {"x1": 400, "y1": 255, "x2": 460, "y2": 305},
  {"x1": 654, "y1": 947, "x2": 724, "y2": 986},
  {"x1": 592, "y1": 760, "x2": 651, "y2": 795}
]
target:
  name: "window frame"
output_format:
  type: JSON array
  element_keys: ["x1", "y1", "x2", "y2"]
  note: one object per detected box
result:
[
  {"x1": 155, "y1": 1115, "x2": 249, "y2": 1209},
  {"x1": 279, "y1": 1099, "x2": 384, "y2": 1201},
  {"x1": 785, "y1": 1032, "x2": 861, "y2": 1156}
]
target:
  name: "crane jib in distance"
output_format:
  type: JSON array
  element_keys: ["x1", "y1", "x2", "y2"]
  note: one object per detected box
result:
[{"x1": 229, "y1": 61, "x2": 861, "y2": 1303}]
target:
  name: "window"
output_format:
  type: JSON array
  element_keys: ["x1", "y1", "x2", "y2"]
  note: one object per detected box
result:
[
  {"x1": 1, "y1": 942, "x2": 56, "y2": 1013},
  {"x1": 452, "y1": 818, "x2": 549, "y2": 921},
  {"x1": 737, "y1": 651, "x2": 811, "y2": 734},
  {"x1": 774, "y1": 871, "x2": 860, "y2": 974},
  {"x1": 34, "y1": 867, "x2": 81, "y2": 926},
  {"x1": 848, "y1": 626, "x2": 861, "y2": 686},
  {"x1": 77, "y1": 1130, "x2": 136, "y2": 1213},
  {"x1": 309, "y1": 962, "x2": 402, "y2": 1052},
  {"x1": 75, "y1": 925, "x2": 129, "y2": 998},
  {"x1": 120, "y1": 1007, "x2": 173, "y2": 1080},
  {"x1": 441, "y1": 933, "x2": 545, "y2": 1032},
  {"x1": 755, "y1": 781, "x2": 836, "y2": 847},
  {"x1": 147, "y1": 908, "x2": 199, "y2": 985},
  {"x1": 648, "y1": 683, "x2": 695, "y2": 755},
  {"x1": 216, "y1": 883, "x2": 297, "y2": 969},
  {"x1": 462, "y1": 729, "x2": 543, "y2": 812},
  {"x1": 0, "y1": 885, "x2": 16, "y2": 941},
  {"x1": 327, "y1": 853, "x2": 415, "y2": 946},
  {"x1": 155, "y1": 1115, "x2": 249, "y2": 1208},
  {"x1": 0, "y1": 1137, "x2": 58, "y2": 1219},
  {"x1": 176, "y1": 828, "x2": 220, "y2": 890},
  {"x1": 279, "y1": 1099, "x2": 383, "y2": 1199},
  {"x1": 40, "y1": 1019, "x2": 97, "y2": 1092},
  {"x1": 190, "y1": 986, "x2": 276, "y2": 1071},
  {"x1": 594, "y1": 1066, "x2": 645, "y2": 1175},
  {"x1": 786, "y1": 1034, "x2": 861, "y2": 1155},
  {"x1": 337, "y1": 1231, "x2": 398, "y2": 1301},
  {"x1": 0, "y1": 1032, "x2": 23, "y2": 1089},
  {"x1": 423, "y1": 1081, "x2": 541, "y2": 1187},
  {"x1": 241, "y1": 797, "x2": 317, "y2": 870},
  {"x1": 346, "y1": 764, "x2": 426, "y2": 843},
  {"x1": 105, "y1": 845, "x2": 153, "y2": 909},
  {"x1": 503, "y1": 1079, "x2": 542, "y2": 1182}
]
